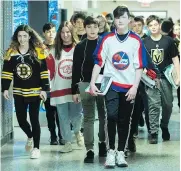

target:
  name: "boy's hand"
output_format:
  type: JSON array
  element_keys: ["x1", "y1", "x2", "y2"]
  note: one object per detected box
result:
[
  {"x1": 125, "y1": 86, "x2": 138, "y2": 101},
  {"x1": 90, "y1": 83, "x2": 101, "y2": 96}
]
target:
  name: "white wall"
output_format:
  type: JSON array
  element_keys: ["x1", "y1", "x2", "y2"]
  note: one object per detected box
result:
[
  {"x1": 63, "y1": 0, "x2": 180, "y2": 23},
  {"x1": 63, "y1": 1, "x2": 73, "y2": 20}
]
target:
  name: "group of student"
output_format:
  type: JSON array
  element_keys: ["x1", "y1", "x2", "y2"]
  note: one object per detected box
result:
[{"x1": 1, "y1": 5, "x2": 180, "y2": 168}]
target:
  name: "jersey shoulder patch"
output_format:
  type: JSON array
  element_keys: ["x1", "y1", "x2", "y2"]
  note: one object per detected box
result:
[
  {"x1": 35, "y1": 47, "x2": 46, "y2": 60},
  {"x1": 4, "y1": 48, "x2": 18, "y2": 60}
]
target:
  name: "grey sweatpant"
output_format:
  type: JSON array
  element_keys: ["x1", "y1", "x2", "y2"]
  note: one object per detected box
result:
[
  {"x1": 79, "y1": 82, "x2": 107, "y2": 151},
  {"x1": 145, "y1": 78, "x2": 173, "y2": 134}
]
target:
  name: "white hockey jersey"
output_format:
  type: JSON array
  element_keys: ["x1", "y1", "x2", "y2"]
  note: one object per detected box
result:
[
  {"x1": 47, "y1": 47, "x2": 74, "y2": 105},
  {"x1": 94, "y1": 30, "x2": 147, "y2": 92}
]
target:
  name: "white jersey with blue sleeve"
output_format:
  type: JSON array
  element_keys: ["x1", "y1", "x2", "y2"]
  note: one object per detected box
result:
[{"x1": 94, "y1": 30, "x2": 147, "y2": 92}]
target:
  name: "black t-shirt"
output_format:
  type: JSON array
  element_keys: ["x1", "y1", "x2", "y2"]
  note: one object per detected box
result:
[{"x1": 143, "y1": 35, "x2": 179, "y2": 76}]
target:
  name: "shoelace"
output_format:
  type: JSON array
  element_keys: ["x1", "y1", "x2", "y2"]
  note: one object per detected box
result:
[{"x1": 17, "y1": 54, "x2": 29, "y2": 63}]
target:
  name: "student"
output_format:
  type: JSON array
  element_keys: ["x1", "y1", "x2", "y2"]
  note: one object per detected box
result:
[
  {"x1": 73, "y1": 12, "x2": 87, "y2": 42},
  {"x1": 133, "y1": 16, "x2": 148, "y2": 128},
  {"x1": 143, "y1": 15, "x2": 180, "y2": 143},
  {"x1": 42, "y1": 23, "x2": 63, "y2": 145},
  {"x1": 127, "y1": 16, "x2": 150, "y2": 153},
  {"x1": 161, "y1": 20, "x2": 180, "y2": 108},
  {"x1": 72, "y1": 12, "x2": 87, "y2": 133},
  {"x1": 47, "y1": 21, "x2": 83, "y2": 153},
  {"x1": 72, "y1": 16, "x2": 107, "y2": 163},
  {"x1": 132, "y1": 16, "x2": 147, "y2": 130},
  {"x1": 90, "y1": 6, "x2": 147, "y2": 167},
  {"x1": 133, "y1": 16, "x2": 147, "y2": 39},
  {"x1": 97, "y1": 15, "x2": 110, "y2": 36},
  {"x1": 1, "y1": 25, "x2": 49, "y2": 159}
]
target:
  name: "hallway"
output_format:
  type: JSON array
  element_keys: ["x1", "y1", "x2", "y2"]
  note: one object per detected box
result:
[{"x1": 1, "y1": 94, "x2": 180, "y2": 171}]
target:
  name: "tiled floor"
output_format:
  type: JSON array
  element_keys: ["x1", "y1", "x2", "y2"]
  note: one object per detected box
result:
[{"x1": 1, "y1": 93, "x2": 180, "y2": 171}]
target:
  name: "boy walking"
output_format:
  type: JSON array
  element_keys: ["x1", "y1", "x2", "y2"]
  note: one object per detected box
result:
[
  {"x1": 90, "y1": 6, "x2": 147, "y2": 167},
  {"x1": 72, "y1": 16, "x2": 107, "y2": 163},
  {"x1": 42, "y1": 23, "x2": 63, "y2": 145}
]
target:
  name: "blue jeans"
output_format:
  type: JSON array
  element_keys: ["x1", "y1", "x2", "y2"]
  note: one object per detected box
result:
[{"x1": 56, "y1": 102, "x2": 82, "y2": 142}]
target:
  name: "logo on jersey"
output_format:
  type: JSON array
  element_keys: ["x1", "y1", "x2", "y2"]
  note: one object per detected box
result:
[
  {"x1": 16, "y1": 63, "x2": 32, "y2": 80},
  {"x1": 151, "y1": 48, "x2": 164, "y2": 65},
  {"x1": 112, "y1": 51, "x2": 130, "y2": 70},
  {"x1": 58, "y1": 59, "x2": 73, "y2": 79}
]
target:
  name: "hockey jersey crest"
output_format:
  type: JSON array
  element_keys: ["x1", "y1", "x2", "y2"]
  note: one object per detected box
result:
[{"x1": 1, "y1": 47, "x2": 49, "y2": 101}]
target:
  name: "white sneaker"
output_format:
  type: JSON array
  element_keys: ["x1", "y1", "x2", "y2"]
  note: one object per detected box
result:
[
  {"x1": 30, "y1": 148, "x2": 41, "y2": 159},
  {"x1": 105, "y1": 149, "x2": 116, "y2": 168},
  {"x1": 75, "y1": 132, "x2": 84, "y2": 147},
  {"x1": 116, "y1": 151, "x2": 128, "y2": 167},
  {"x1": 60, "y1": 142, "x2": 73, "y2": 153},
  {"x1": 25, "y1": 138, "x2": 33, "y2": 152}
]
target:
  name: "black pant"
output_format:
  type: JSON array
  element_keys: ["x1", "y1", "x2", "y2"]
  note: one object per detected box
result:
[
  {"x1": 44, "y1": 98, "x2": 62, "y2": 139},
  {"x1": 105, "y1": 88, "x2": 134, "y2": 151},
  {"x1": 129, "y1": 89, "x2": 143, "y2": 139},
  {"x1": 129, "y1": 83, "x2": 150, "y2": 139},
  {"x1": 14, "y1": 96, "x2": 40, "y2": 149}
]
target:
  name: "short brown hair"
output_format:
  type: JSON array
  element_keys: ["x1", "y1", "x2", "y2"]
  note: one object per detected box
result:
[
  {"x1": 146, "y1": 15, "x2": 160, "y2": 25},
  {"x1": 113, "y1": 6, "x2": 130, "y2": 18}
]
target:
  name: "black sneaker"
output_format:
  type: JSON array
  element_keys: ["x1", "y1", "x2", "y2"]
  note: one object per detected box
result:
[
  {"x1": 128, "y1": 138, "x2": 136, "y2": 152},
  {"x1": 161, "y1": 127, "x2": 170, "y2": 141},
  {"x1": 84, "y1": 150, "x2": 94, "y2": 163},
  {"x1": 99, "y1": 142, "x2": 107, "y2": 157},
  {"x1": 149, "y1": 133, "x2": 158, "y2": 144},
  {"x1": 50, "y1": 138, "x2": 58, "y2": 145}
]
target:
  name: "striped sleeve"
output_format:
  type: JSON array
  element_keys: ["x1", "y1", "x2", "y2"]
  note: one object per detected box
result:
[
  {"x1": 94, "y1": 34, "x2": 112, "y2": 68},
  {"x1": 1, "y1": 58, "x2": 13, "y2": 92},
  {"x1": 130, "y1": 33, "x2": 148, "y2": 69},
  {"x1": 40, "y1": 59, "x2": 50, "y2": 91}
]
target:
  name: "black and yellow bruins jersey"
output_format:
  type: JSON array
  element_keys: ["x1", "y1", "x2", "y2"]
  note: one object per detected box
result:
[{"x1": 1, "y1": 47, "x2": 50, "y2": 101}]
